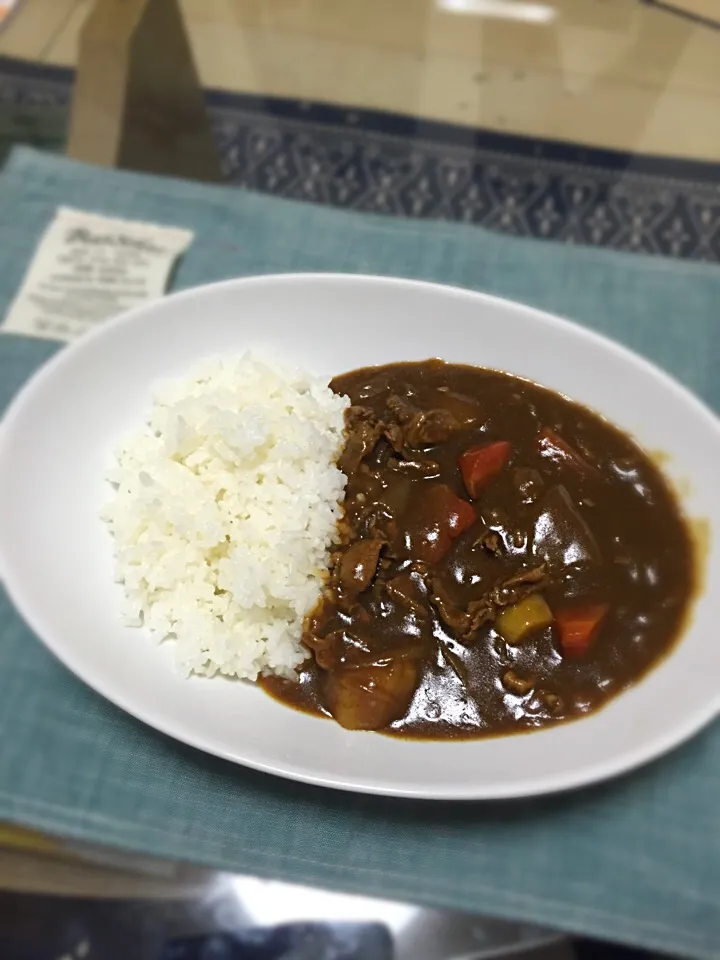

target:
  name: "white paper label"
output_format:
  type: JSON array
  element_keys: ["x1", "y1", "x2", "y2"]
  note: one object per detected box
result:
[{"x1": 1, "y1": 207, "x2": 194, "y2": 342}]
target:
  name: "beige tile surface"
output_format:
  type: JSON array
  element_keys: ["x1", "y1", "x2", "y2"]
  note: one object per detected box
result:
[
  {"x1": 6, "y1": 0, "x2": 720, "y2": 161},
  {"x1": 0, "y1": 825, "x2": 214, "y2": 898},
  {"x1": 0, "y1": 845, "x2": 214, "y2": 898},
  {"x1": 0, "y1": 0, "x2": 83, "y2": 60},
  {"x1": 666, "y1": 0, "x2": 720, "y2": 18},
  {"x1": 40, "y1": 0, "x2": 91, "y2": 64}
]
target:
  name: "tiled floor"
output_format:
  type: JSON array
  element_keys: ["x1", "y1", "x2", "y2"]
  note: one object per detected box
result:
[{"x1": 0, "y1": 0, "x2": 719, "y2": 159}]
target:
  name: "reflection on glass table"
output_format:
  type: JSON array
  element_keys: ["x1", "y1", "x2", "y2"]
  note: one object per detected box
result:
[{"x1": 0, "y1": 838, "x2": 571, "y2": 960}]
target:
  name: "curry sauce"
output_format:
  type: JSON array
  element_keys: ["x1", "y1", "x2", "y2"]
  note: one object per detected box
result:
[{"x1": 261, "y1": 361, "x2": 695, "y2": 739}]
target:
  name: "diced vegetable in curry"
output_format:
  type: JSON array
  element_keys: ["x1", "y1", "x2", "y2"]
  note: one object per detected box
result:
[{"x1": 261, "y1": 360, "x2": 696, "y2": 739}]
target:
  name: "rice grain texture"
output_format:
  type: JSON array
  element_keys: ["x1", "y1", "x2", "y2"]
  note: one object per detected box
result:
[{"x1": 101, "y1": 354, "x2": 349, "y2": 680}]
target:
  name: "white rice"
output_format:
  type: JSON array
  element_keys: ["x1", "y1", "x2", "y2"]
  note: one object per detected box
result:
[{"x1": 101, "y1": 353, "x2": 349, "y2": 680}]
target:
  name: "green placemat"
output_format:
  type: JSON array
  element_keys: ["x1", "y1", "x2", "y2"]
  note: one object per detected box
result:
[{"x1": 1, "y1": 147, "x2": 720, "y2": 959}]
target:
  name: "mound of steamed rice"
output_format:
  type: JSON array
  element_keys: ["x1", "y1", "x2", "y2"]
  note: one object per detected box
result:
[{"x1": 101, "y1": 354, "x2": 349, "y2": 680}]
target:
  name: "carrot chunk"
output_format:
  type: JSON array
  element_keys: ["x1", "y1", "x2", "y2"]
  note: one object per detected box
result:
[
  {"x1": 556, "y1": 603, "x2": 609, "y2": 657},
  {"x1": 538, "y1": 428, "x2": 595, "y2": 475},
  {"x1": 459, "y1": 441, "x2": 511, "y2": 498}
]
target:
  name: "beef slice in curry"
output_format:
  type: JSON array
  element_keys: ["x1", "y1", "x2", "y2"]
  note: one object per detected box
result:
[{"x1": 260, "y1": 360, "x2": 696, "y2": 739}]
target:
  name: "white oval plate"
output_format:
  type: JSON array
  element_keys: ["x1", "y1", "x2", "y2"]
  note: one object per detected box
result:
[{"x1": 0, "y1": 274, "x2": 719, "y2": 800}]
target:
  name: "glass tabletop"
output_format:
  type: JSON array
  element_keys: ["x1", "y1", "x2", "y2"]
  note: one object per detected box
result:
[
  {"x1": 1, "y1": 0, "x2": 718, "y2": 259},
  {"x1": 0, "y1": 833, "x2": 569, "y2": 960},
  {"x1": 1, "y1": 0, "x2": 718, "y2": 160}
]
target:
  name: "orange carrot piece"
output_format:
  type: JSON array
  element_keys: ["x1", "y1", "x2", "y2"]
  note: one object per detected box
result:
[
  {"x1": 556, "y1": 603, "x2": 609, "y2": 658},
  {"x1": 458, "y1": 441, "x2": 511, "y2": 499}
]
